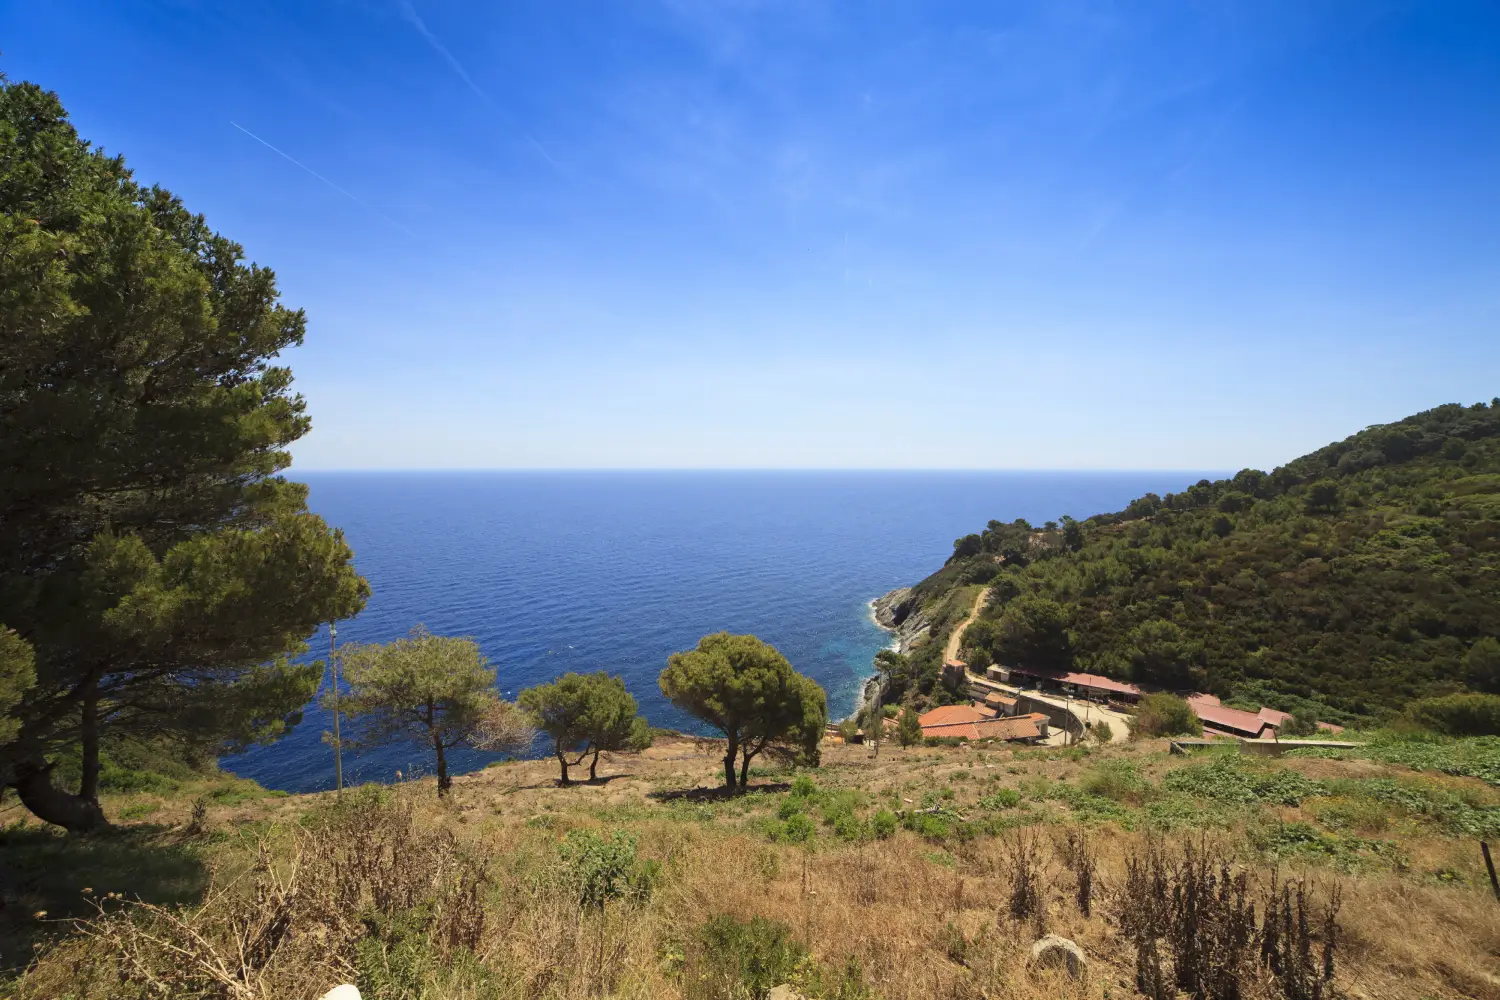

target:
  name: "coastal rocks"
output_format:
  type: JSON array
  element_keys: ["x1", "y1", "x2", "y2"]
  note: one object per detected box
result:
[
  {"x1": 871, "y1": 587, "x2": 930, "y2": 654},
  {"x1": 1028, "y1": 935, "x2": 1087, "y2": 978}
]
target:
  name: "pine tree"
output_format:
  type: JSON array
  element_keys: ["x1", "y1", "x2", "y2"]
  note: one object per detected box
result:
[{"x1": 897, "y1": 705, "x2": 923, "y2": 747}]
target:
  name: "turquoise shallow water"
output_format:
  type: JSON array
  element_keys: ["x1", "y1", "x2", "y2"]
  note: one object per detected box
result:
[{"x1": 224, "y1": 470, "x2": 1209, "y2": 792}]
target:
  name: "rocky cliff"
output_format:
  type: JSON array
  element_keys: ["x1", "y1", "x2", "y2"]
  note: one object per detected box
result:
[{"x1": 871, "y1": 586, "x2": 930, "y2": 655}]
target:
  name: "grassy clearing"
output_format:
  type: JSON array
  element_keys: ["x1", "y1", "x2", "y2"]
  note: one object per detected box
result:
[
  {"x1": 1288, "y1": 730, "x2": 1500, "y2": 784},
  {"x1": 4, "y1": 738, "x2": 1500, "y2": 998}
]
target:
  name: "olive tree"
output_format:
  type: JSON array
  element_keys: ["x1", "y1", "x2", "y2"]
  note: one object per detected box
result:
[
  {"x1": 335, "y1": 626, "x2": 497, "y2": 796},
  {"x1": 658, "y1": 632, "x2": 827, "y2": 791},
  {"x1": 518, "y1": 672, "x2": 652, "y2": 784}
]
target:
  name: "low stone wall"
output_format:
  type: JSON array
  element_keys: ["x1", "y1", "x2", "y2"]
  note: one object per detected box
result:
[{"x1": 1013, "y1": 693, "x2": 1085, "y2": 741}]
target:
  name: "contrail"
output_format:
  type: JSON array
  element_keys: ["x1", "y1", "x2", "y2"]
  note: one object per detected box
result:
[
  {"x1": 399, "y1": 0, "x2": 487, "y2": 102},
  {"x1": 397, "y1": 0, "x2": 562, "y2": 172},
  {"x1": 230, "y1": 121, "x2": 416, "y2": 236}
]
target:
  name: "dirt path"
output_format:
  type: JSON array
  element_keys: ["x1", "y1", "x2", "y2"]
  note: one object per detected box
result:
[{"x1": 944, "y1": 586, "x2": 991, "y2": 663}]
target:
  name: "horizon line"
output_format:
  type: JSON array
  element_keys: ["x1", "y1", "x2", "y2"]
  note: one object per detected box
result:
[{"x1": 288, "y1": 466, "x2": 1234, "y2": 474}]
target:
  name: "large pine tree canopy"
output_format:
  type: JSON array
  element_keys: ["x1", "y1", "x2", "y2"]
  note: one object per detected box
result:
[{"x1": 0, "y1": 80, "x2": 368, "y2": 829}]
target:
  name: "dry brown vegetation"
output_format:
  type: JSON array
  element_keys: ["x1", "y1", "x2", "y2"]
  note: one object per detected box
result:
[{"x1": 5, "y1": 738, "x2": 1500, "y2": 999}]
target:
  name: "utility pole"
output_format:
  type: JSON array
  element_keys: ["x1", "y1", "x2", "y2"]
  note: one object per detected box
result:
[{"x1": 330, "y1": 622, "x2": 343, "y2": 795}]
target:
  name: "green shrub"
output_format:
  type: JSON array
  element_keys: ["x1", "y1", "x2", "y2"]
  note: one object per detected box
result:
[
  {"x1": 1325, "y1": 776, "x2": 1500, "y2": 837},
  {"x1": 1164, "y1": 756, "x2": 1325, "y2": 806},
  {"x1": 559, "y1": 829, "x2": 657, "y2": 910},
  {"x1": 1286, "y1": 731, "x2": 1500, "y2": 784},
  {"x1": 1405, "y1": 692, "x2": 1500, "y2": 736},
  {"x1": 791, "y1": 774, "x2": 817, "y2": 798},
  {"x1": 831, "y1": 812, "x2": 864, "y2": 842},
  {"x1": 1132, "y1": 693, "x2": 1203, "y2": 738},
  {"x1": 687, "y1": 915, "x2": 807, "y2": 1000},
  {"x1": 99, "y1": 763, "x2": 181, "y2": 795},
  {"x1": 977, "y1": 788, "x2": 1021, "y2": 810},
  {"x1": 870, "y1": 809, "x2": 897, "y2": 839},
  {"x1": 1079, "y1": 761, "x2": 1152, "y2": 804},
  {"x1": 1280, "y1": 710, "x2": 1322, "y2": 737},
  {"x1": 769, "y1": 812, "x2": 816, "y2": 843}
]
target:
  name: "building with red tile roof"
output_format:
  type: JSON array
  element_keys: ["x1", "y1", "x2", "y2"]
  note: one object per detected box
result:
[
  {"x1": 983, "y1": 692, "x2": 1018, "y2": 715},
  {"x1": 1254, "y1": 706, "x2": 1346, "y2": 735},
  {"x1": 1005, "y1": 665, "x2": 1143, "y2": 702},
  {"x1": 918, "y1": 704, "x2": 1042, "y2": 742},
  {"x1": 1187, "y1": 694, "x2": 1276, "y2": 739}
]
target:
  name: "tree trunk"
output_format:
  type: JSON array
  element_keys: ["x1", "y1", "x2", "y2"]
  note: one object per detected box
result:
[
  {"x1": 723, "y1": 733, "x2": 739, "y2": 790},
  {"x1": 557, "y1": 748, "x2": 571, "y2": 785},
  {"x1": 79, "y1": 683, "x2": 101, "y2": 804},
  {"x1": 10, "y1": 759, "x2": 107, "y2": 833},
  {"x1": 739, "y1": 747, "x2": 755, "y2": 791},
  {"x1": 433, "y1": 732, "x2": 451, "y2": 797},
  {"x1": 589, "y1": 748, "x2": 600, "y2": 781}
]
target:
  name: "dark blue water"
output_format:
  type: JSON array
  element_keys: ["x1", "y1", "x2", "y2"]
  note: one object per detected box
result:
[{"x1": 225, "y1": 471, "x2": 1210, "y2": 792}]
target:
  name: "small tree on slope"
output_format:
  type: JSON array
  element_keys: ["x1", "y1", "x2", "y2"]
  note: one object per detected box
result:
[
  {"x1": 658, "y1": 632, "x2": 827, "y2": 791},
  {"x1": 519, "y1": 672, "x2": 652, "y2": 784},
  {"x1": 335, "y1": 626, "x2": 497, "y2": 796},
  {"x1": 897, "y1": 705, "x2": 923, "y2": 747}
]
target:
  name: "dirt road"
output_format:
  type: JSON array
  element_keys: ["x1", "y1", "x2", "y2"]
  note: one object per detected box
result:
[{"x1": 944, "y1": 586, "x2": 991, "y2": 663}]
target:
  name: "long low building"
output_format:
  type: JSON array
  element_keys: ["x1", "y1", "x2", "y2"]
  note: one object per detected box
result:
[
  {"x1": 989, "y1": 664, "x2": 1143, "y2": 703},
  {"x1": 984, "y1": 664, "x2": 1345, "y2": 738},
  {"x1": 917, "y1": 704, "x2": 1049, "y2": 742}
]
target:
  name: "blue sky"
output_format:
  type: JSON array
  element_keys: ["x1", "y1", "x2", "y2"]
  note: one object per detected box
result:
[{"x1": 5, "y1": 1, "x2": 1498, "y2": 469}]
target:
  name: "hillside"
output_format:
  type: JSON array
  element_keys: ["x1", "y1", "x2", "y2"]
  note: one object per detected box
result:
[
  {"x1": 876, "y1": 401, "x2": 1500, "y2": 722},
  {"x1": 7, "y1": 734, "x2": 1500, "y2": 999}
]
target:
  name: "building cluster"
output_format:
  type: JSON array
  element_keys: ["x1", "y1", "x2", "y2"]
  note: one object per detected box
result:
[{"x1": 983, "y1": 664, "x2": 1343, "y2": 739}]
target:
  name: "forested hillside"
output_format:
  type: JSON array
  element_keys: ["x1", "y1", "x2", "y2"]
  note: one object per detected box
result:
[{"x1": 880, "y1": 402, "x2": 1500, "y2": 722}]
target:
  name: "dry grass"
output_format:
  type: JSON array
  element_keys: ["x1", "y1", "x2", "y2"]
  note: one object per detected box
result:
[{"x1": 5, "y1": 739, "x2": 1500, "y2": 999}]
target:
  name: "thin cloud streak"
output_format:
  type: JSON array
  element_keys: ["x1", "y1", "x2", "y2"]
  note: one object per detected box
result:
[
  {"x1": 398, "y1": 0, "x2": 487, "y2": 102},
  {"x1": 397, "y1": 0, "x2": 563, "y2": 172},
  {"x1": 229, "y1": 121, "x2": 417, "y2": 236}
]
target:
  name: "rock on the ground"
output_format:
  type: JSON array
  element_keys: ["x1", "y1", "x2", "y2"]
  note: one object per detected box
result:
[
  {"x1": 1028, "y1": 935, "x2": 1087, "y2": 978},
  {"x1": 319, "y1": 987, "x2": 362, "y2": 1000},
  {"x1": 768, "y1": 985, "x2": 806, "y2": 1000}
]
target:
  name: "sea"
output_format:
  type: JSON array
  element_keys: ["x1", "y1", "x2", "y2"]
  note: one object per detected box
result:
[{"x1": 224, "y1": 470, "x2": 1211, "y2": 792}]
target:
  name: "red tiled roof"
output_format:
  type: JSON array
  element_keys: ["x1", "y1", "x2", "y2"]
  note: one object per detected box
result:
[
  {"x1": 975, "y1": 717, "x2": 1041, "y2": 741},
  {"x1": 918, "y1": 704, "x2": 1041, "y2": 741},
  {"x1": 1009, "y1": 665, "x2": 1142, "y2": 697},
  {"x1": 1188, "y1": 697, "x2": 1273, "y2": 737},
  {"x1": 984, "y1": 693, "x2": 1017, "y2": 708},
  {"x1": 970, "y1": 701, "x2": 999, "y2": 719},
  {"x1": 920, "y1": 716, "x2": 1041, "y2": 742},
  {"x1": 919, "y1": 705, "x2": 985, "y2": 729},
  {"x1": 1257, "y1": 707, "x2": 1290, "y2": 725}
]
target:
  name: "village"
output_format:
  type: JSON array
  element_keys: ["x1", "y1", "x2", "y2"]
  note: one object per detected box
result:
[{"x1": 850, "y1": 654, "x2": 1349, "y2": 750}]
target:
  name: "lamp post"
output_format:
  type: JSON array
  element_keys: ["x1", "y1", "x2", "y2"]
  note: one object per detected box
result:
[{"x1": 330, "y1": 622, "x2": 343, "y2": 796}]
